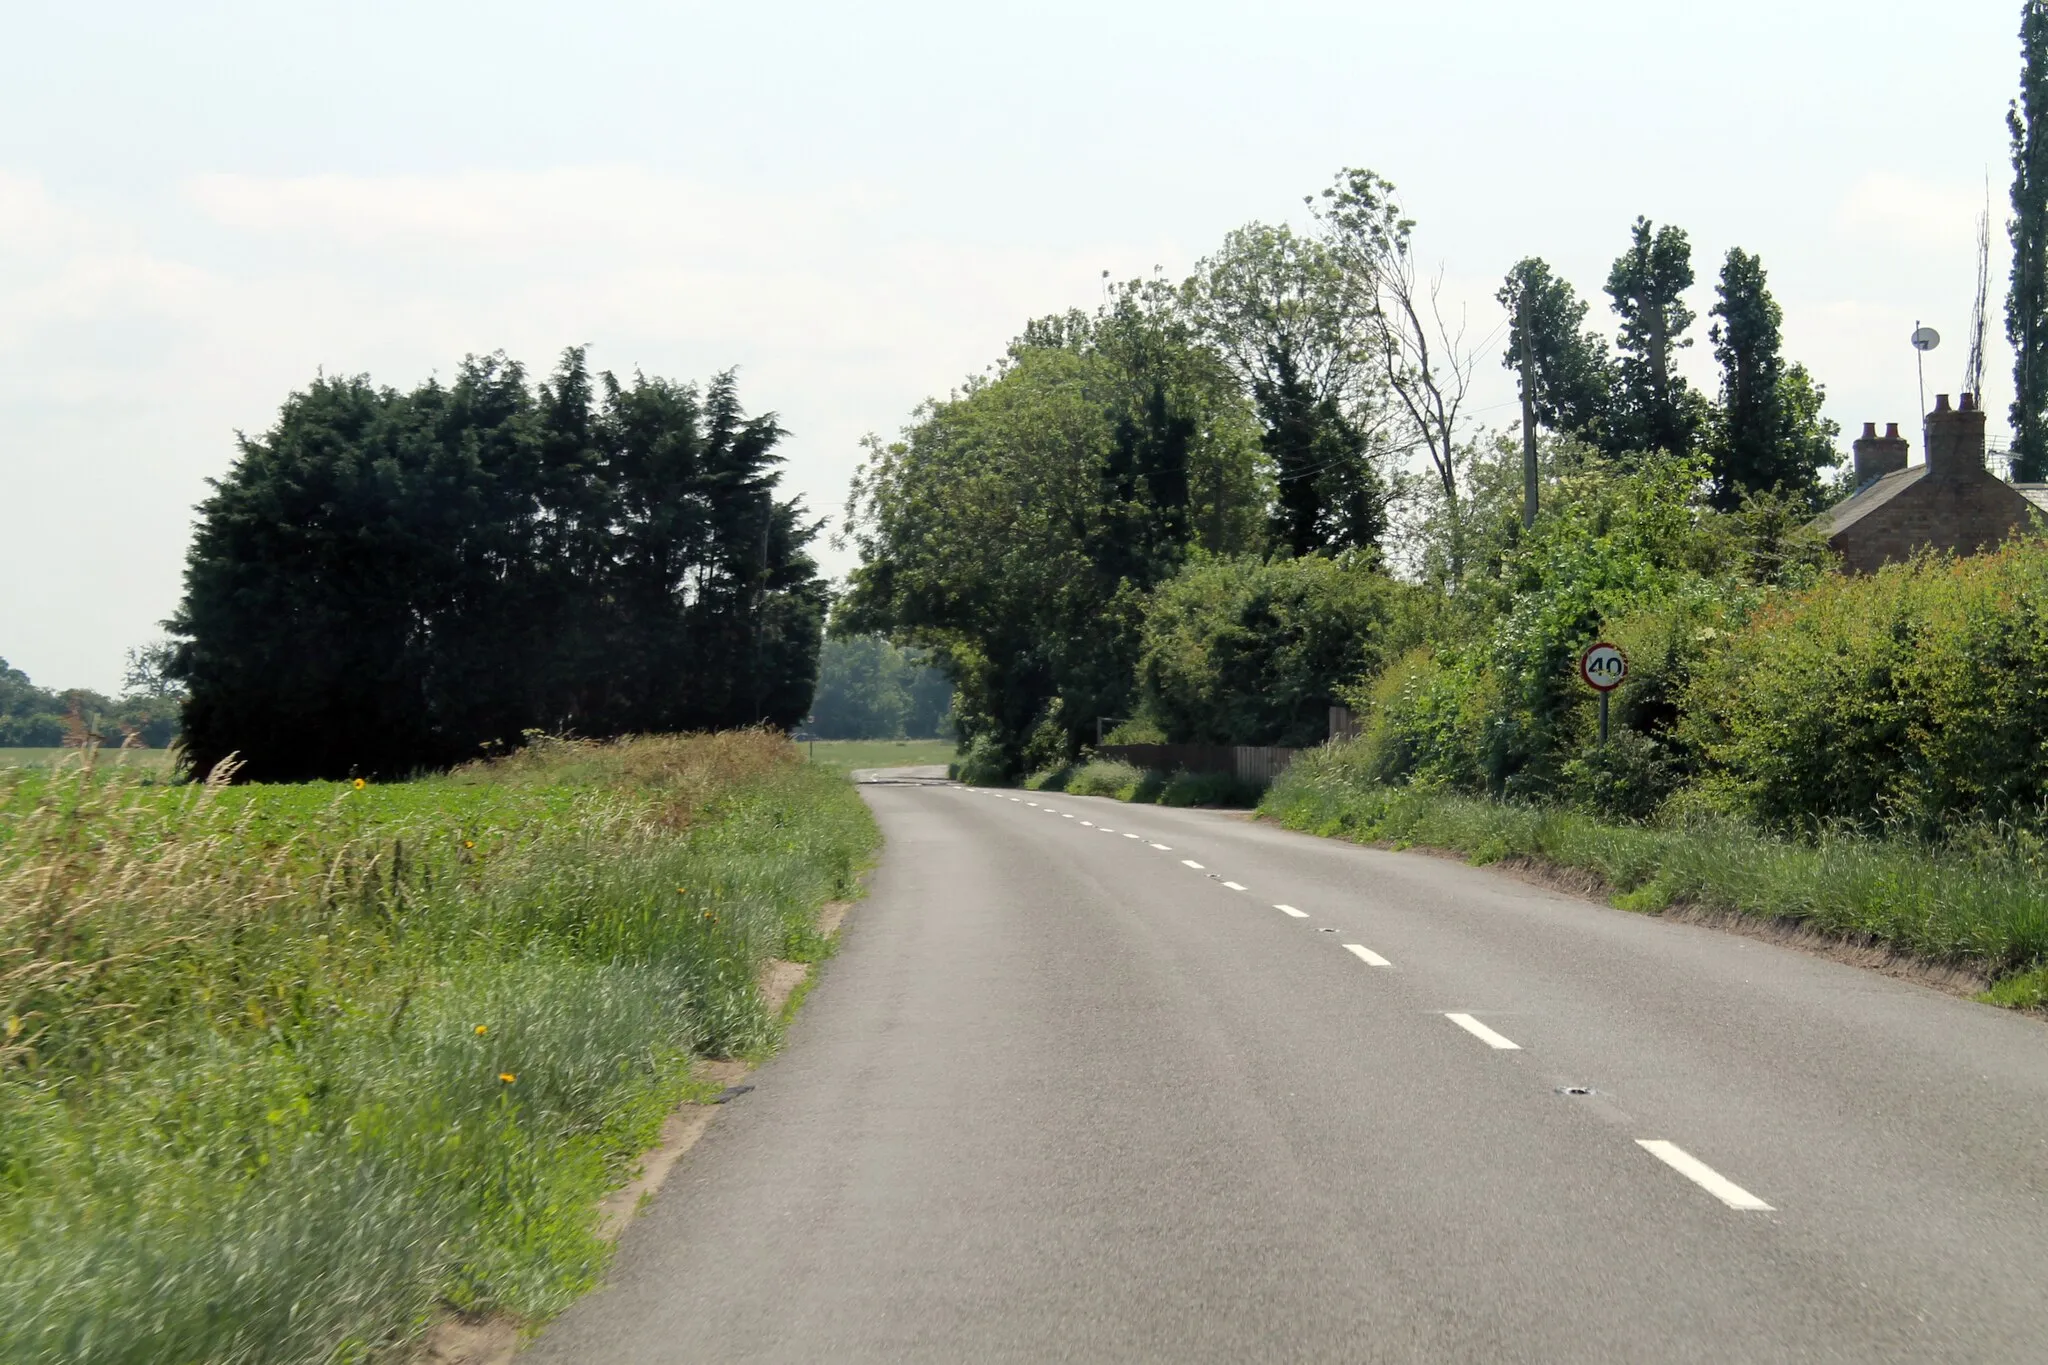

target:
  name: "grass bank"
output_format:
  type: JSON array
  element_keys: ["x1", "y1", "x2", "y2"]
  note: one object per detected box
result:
[
  {"x1": 0, "y1": 732, "x2": 878, "y2": 1363},
  {"x1": 1015, "y1": 758, "x2": 1263, "y2": 809},
  {"x1": 1261, "y1": 743, "x2": 2048, "y2": 1008}
]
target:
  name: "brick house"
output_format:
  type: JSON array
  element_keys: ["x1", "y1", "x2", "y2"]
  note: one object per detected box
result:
[{"x1": 1818, "y1": 392, "x2": 2042, "y2": 573}]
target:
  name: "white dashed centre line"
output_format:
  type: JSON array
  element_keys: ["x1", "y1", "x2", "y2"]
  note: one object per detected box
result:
[
  {"x1": 1123, "y1": 833, "x2": 1140, "y2": 839},
  {"x1": 1061, "y1": 814, "x2": 1075, "y2": 819},
  {"x1": 1079, "y1": 821, "x2": 1093, "y2": 826},
  {"x1": 1026, "y1": 802, "x2": 1039, "y2": 807},
  {"x1": 1636, "y1": 1141, "x2": 1775, "y2": 1211},
  {"x1": 1222, "y1": 881, "x2": 1248, "y2": 891},
  {"x1": 1100, "y1": 827, "x2": 1115, "y2": 833},
  {"x1": 1274, "y1": 904, "x2": 1310, "y2": 918},
  {"x1": 1150, "y1": 843, "x2": 1172, "y2": 851},
  {"x1": 1444, "y1": 1013, "x2": 1521, "y2": 1050},
  {"x1": 1181, "y1": 859, "x2": 1205, "y2": 870},
  {"x1": 1343, "y1": 944, "x2": 1392, "y2": 967}
]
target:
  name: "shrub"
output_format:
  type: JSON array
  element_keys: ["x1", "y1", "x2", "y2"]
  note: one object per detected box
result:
[
  {"x1": 952, "y1": 733, "x2": 1010, "y2": 785},
  {"x1": 1137, "y1": 553, "x2": 1424, "y2": 747},
  {"x1": 1686, "y1": 538, "x2": 2048, "y2": 836}
]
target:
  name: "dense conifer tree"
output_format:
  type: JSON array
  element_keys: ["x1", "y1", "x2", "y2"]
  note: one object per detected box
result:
[{"x1": 170, "y1": 351, "x2": 824, "y2": 781}]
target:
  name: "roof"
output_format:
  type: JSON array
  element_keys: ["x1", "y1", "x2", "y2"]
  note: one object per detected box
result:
[
  {"x1": 2018, "y1": 484, "x2": 2048, "y2": 517},
  {"x1": 1819, "y1": 464, "x2": 1927, "y2": 538}
]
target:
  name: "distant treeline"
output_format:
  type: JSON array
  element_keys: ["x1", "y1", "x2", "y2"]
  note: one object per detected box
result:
[
  {"x1": 807, "y1": 635, "x2": 953, "y2": 740},
  {"x1": 0, "y1": 652, "x2": 180, "y2": 748},
  {"x1": 170, "y1": 350, "x2": 825, "y2": 782}
]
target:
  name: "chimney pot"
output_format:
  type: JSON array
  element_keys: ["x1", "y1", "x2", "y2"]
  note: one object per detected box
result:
[
  {"x1": 1924, "y1": 391, "x2": 1989, "y2": 478},
  {"x1": 1852, "y1": 419, "x2": 1911, "y2": 485}
]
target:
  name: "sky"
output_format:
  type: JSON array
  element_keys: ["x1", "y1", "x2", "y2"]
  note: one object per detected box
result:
[{"x1": 0, "y1": 0, "x2": 2021, "y2": 693}]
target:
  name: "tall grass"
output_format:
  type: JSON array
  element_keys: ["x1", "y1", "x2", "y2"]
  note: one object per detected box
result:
[
  {"x1": 1263, "y1": 742, "x2": 2048, "y2": 983},
  {"x1": 0, "y1": 733, "x2": 877, "y2": 1363}
]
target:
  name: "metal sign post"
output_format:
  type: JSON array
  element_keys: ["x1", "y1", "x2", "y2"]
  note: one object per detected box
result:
[{"x1": 1578, "y1": 641, "x2": 1628, "y2": 745}]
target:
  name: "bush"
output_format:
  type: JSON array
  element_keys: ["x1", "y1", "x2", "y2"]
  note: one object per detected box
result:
[
  {"x1": 951, "y1": 733, "x2": 1011, "y2": 785},
  {"x1": 1138, "y1": 553, "x2": 1424, "y2": 748},
  {"x1": 1686, "y1": 538, "x2": 2048, "y2": 836}
]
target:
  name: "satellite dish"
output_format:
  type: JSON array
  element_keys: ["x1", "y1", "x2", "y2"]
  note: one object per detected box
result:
[{"x1": 1912, "y1": 326, "x2": 1942, "y2": 351}]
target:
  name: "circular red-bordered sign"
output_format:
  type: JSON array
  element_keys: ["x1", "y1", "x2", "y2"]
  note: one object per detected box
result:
[{"x1": 1579, "y1": 641, "x2": 1627, "y2": 692}]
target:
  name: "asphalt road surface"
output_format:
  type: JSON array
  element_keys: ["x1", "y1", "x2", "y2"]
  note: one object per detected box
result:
[{"x1": 525, "y1": 775, "x2": 2048, "y2": 1363}]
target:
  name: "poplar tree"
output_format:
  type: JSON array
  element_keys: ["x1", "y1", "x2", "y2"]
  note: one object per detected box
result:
[
  {"x1": 1708, "y1": 249, "x2": 1839, "y2": 508},
  {"x1": 2009, "y1": 0, "x2": 2048, "y2": 481},
  {"x1": 1605, "y1": 217, "x2": 1706, "y2": 460},
  {"x1": 1497, "y1": 257, "x2": 1615, "y2": 443}
]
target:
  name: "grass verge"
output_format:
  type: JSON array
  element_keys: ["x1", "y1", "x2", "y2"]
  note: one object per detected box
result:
[
  {"x1": 800, "y1": 738, "x2": 957, "y2": 773},
  {"x1": 0, "y1": 732, "x2": 878, "y2": 1363},
  {"x1": 1261, "y1": 743, "x2": 2048, "y2": 1003},
  {"x1": 1014, "y1": 758, "x2": 1264, "y2": 808}
]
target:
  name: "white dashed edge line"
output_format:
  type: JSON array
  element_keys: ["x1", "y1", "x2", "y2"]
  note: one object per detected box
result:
[
  {"x1": 1444, "y1": 1013, "x2": 1520, "y2": 1050},
  {"x1": 1636, "y1": 1141, "x2": 1774, "y2": 1211}
]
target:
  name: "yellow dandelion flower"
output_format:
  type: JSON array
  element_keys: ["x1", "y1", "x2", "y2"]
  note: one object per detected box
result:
[
  {"x1": 352, "y1": 778, "x2": 366, "y2": 790},
  {"x1": 464, "y1": 839, "x2": 476, "y2": 849},
  {"x1": 473, "y1": 1024, "x2": 488, "y2": 1036},
  {"x1": 498, "y1": 1072, "x2": 516, "y2": 1084}
]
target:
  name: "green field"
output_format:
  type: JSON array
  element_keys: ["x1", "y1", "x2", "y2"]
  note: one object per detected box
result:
[
  {"x1": 0, "y1": 746, "x2": 175, "y2": 773},
  {"x1": 0, "y1": 733, "x2": 879, "y2": 1362},
  {"x1": 801, "y1": 738, "x2": 958, "y2": 772}
]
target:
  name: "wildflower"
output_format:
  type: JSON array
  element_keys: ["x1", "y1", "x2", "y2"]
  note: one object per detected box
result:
[
  {"x1": 474, "y1": 1024, "x2": 488, "y2": 1036},
  {"x1": 352, "y1": 778, "x2": 366, "y2": 790},
  {"x1": 464, "y1": 839, "x2": 475, "y2": 849},
  {"x1": 498, "y1": 1072, "x2": 516, "y2": 1084}
]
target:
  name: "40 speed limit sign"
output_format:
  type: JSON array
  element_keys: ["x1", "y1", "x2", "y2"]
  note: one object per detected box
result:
[{"x1": 1579, "y1": 641, "x2": 1628, "y2": 692}]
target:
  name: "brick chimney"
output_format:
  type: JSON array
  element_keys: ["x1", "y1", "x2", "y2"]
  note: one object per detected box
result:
[
  {"x1": 1924, "y1": 392, "x2": 1989, "y2": 480},
  {"x1": 1851, "y1": 421, "x2": 1910, "y2": 484}
]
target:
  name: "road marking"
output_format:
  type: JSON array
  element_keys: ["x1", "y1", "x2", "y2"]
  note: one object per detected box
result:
[
  {"x1": 1124, "y1": 833, "x2": 1140, "y2": 839},
  {"x1": 1274, "y1": 904, "x2": 1309, "y2": 918},
  {"x1": 1222, "y1": 880, "x2": 1248, "y2": 891},
  {"x1": 1343, "y1": 943, "x2": 1392, "y2": 967},
  {"x1": 1150, "y1": 843, "x2": 1171, "y2": 851},
  {"x1": 1061, "y1": 813, "x2": 1075, "y2": 819},
  {"x1": 1026, "y1": 802, "x2": 1038, "y2": 807},
  {"x1": 1444, "y1": 1014, "x2": 1521, "y2": 1050},
  {"x1": 1181, "y1": 859, "x2": 1205, "y2": 869},
  {"x1": 1079, "y1": 820, "x2": 1093, "y2": 826},
  {"x1": 1100, "y1": 827, "x2": 1115, "y2": 833},
  {"x1": 1636, "y1": 1141, "x2": 1774, "y2": 1211}
]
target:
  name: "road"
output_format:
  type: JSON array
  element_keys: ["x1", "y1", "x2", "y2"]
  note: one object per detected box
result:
[{"x1": 524, "y1": 775, "x2": 2048, "y2": 1363}]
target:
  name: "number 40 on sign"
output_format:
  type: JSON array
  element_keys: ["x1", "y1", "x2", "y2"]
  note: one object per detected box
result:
[{"x1": 1578, "y1": 641, "x2": 1628, "y2": 744}]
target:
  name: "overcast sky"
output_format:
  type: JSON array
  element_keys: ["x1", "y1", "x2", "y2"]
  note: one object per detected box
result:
[{"x1": 0, "y1": 1, "x2": 2019, "y2": 692}]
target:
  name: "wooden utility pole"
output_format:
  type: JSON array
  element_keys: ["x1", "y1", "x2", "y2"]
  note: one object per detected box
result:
[{"x1": 1518, "y1": 286, "x2": 1539, "y2": 529}]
